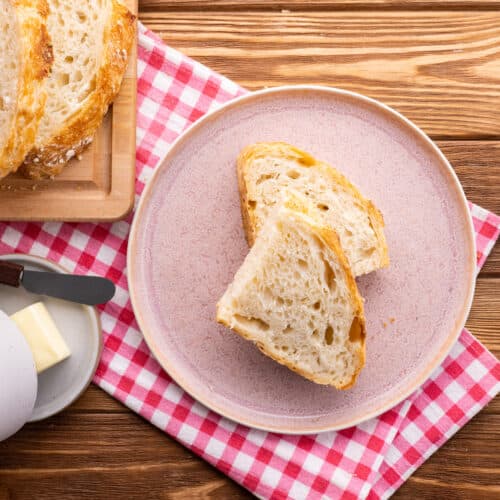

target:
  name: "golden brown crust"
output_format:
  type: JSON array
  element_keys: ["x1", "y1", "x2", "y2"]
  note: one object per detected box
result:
[
  {"x1": 0, "y1": 0, "x2": 52, "y2": 178},
  {"x1": 36, "y1": 21, "x2": 53, "y2": 80},
  {"x1": 216, "y1": 195, "x2": 367, "y2": 390},
  {"x1": 366, "y1": 199, "x2": 390, "y2": 268},
  {"x1": 315, "y1": 160, "x2": 390, "y2": 270},
  {"x1": 237, "y1": 141, "x2": 390, "y2": 271},
  {"x1": 236, "y1": 148, "x2": 256, "y2": 245},
  {"x1": 21, "y1": 0, "x2": 136, "y2": 180}
]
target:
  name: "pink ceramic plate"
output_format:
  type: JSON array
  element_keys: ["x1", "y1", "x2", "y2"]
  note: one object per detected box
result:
[{"x1": 128, "y1": 86, "x2": 475, "y2": 434}]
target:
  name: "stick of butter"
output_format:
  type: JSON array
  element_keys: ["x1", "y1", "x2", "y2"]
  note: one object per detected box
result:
[{"x1": 10, "y1": 302, "x2": 71, "y2": 373}]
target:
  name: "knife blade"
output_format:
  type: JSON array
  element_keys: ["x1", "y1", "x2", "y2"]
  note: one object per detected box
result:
[{"x1": 0, "y1": 261, "x2": 115, "y2": 305}]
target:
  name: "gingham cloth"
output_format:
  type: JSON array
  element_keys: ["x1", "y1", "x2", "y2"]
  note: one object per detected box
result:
[{"x1": 1, "y1": 24, "x2": 499, "y2": 499}]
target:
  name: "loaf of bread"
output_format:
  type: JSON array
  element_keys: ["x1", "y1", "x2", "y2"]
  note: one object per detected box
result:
[
  {"x1": 0, "y1": 0, "x2": 52, "y2": 179},
  {"x1": 217, "y1": 193, "x2": 366, "y2": 389},
  {"x1": 21, "y1": 0, "x2": 135, "y2": 179},
  {"x1": 238, "y1": 142, "x2": 389, "y2": 276}
]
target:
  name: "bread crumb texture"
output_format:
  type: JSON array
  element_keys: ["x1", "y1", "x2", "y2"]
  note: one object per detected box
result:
[
  {"x1": 21, "y1": 0, "x2": 136, "y2": 179},
  {"x1": 217, "y1": 194, "x2": 366, "y2": 389},
  {"x1": 237, "y1": 142, "x2": 389, "y2": 276}
]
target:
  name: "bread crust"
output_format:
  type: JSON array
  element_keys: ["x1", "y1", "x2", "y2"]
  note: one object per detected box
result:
[
  {"x1": 21, "y1": 0, "x2": 136, "y2": 179},
  {"x1": 217, "y1": 196, "x2": 367, "y2": 390},
  {"x1": 0, "y1": 0, "x2": 52, "y2": 178},
  {"x1": 237, "y1": 141, "x2": 390, "y2": 272},
  {"x1": 236, "y1": 149, "x2": 255, "y2": 245}
]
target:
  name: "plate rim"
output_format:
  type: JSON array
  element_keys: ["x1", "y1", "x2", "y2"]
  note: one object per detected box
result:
[
  {"x1": 0, "y1": 253, "x2": 103, "y2": 422},
  {"x1": 128, "y1": 84, "x2": 476, "y2": 434}
]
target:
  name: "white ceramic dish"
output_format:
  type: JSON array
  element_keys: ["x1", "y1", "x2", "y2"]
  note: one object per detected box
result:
[{"x1": 0, "y1": 254, "x2": 102, "y2": 421}]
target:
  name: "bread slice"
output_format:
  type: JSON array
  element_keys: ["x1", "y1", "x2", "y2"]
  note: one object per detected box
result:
[
  {"x1": 21, "y1": 0, "x2": 136, "y2": 180},
  {"x1": 0, "y1": 0, "x2": 52, "y2": 179},
  {"x1": 238, "y1": 142, "x2": 389, "y2": 277},
  {"x1": 217, "y1": 193, "x2": 366, "y2": 389}
]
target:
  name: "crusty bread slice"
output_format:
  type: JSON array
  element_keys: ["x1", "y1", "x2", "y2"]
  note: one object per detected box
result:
[
  {"x1": 238, "y1": 142, "x2": 389, "y2": 276},
  {"x1": 217, "y1": 193, "x2": 366, "y2": 389},
  {"x1": 0, "y1": 0, "x2": 52, "y2": 179},
  {"x1": 21, "y1": 0, "x2": 136, "y2": 179}
]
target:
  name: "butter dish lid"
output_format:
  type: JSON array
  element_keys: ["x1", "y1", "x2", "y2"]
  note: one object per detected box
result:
[
  {"x1": 0, "y1": 311, "x2": 38, "y2": 441},
  {"x1": 0, "y1": 254, "x2": 103, "y2": 422}
]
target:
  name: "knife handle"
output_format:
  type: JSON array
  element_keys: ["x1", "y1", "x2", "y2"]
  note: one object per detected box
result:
[{"x1": 0, "y1": 261, "x2": 23, "y2": 287}]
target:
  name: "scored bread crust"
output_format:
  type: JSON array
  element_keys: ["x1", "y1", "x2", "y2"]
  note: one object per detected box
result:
[
  {"x1": 0, "y1": 0, "x2": 53, "y2": 179},
  {"x1": 237, "y1": 142, "x2": 390, "y2": 272},
  {"x1": 217, "y1": 194, "x2": 367, "y2": 390},
  {"x1": 21, "y1": 0, "x2": 136, "y2": 180}
]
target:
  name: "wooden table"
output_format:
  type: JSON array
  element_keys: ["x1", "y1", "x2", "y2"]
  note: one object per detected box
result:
[{"x1": 1, "y1": 1, "x2": 499, "y2": 498}]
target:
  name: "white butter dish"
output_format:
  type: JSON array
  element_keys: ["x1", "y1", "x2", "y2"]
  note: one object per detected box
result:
[{"x1": 0, "y1": 254, "x2": 102, "y2": 422}]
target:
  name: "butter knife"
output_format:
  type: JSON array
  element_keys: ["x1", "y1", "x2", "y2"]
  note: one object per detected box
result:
[{"x1": 0, "y1": 261, "x2": 115, "y2": 305}]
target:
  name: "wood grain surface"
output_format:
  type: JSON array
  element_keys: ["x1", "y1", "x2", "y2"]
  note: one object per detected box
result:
[
  {"x1": 140, "y1": 10, "x2": 500, "y2": 138},
  {"x1": 1, "y1": 1, "x2": 499, "y2": 499},
  {"x1": 140, "y1": 1, "x2": 500, "y2": 10}
]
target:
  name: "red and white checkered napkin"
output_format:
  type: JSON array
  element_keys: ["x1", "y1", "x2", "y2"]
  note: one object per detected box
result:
[{"x1": 1, "y1": 24, "x2": 499, "y2": 499}]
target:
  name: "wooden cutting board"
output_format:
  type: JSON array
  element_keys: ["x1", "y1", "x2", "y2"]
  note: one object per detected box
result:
[{"x1": 0, "y1": 0, "x2": 138, "y2": 222}]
